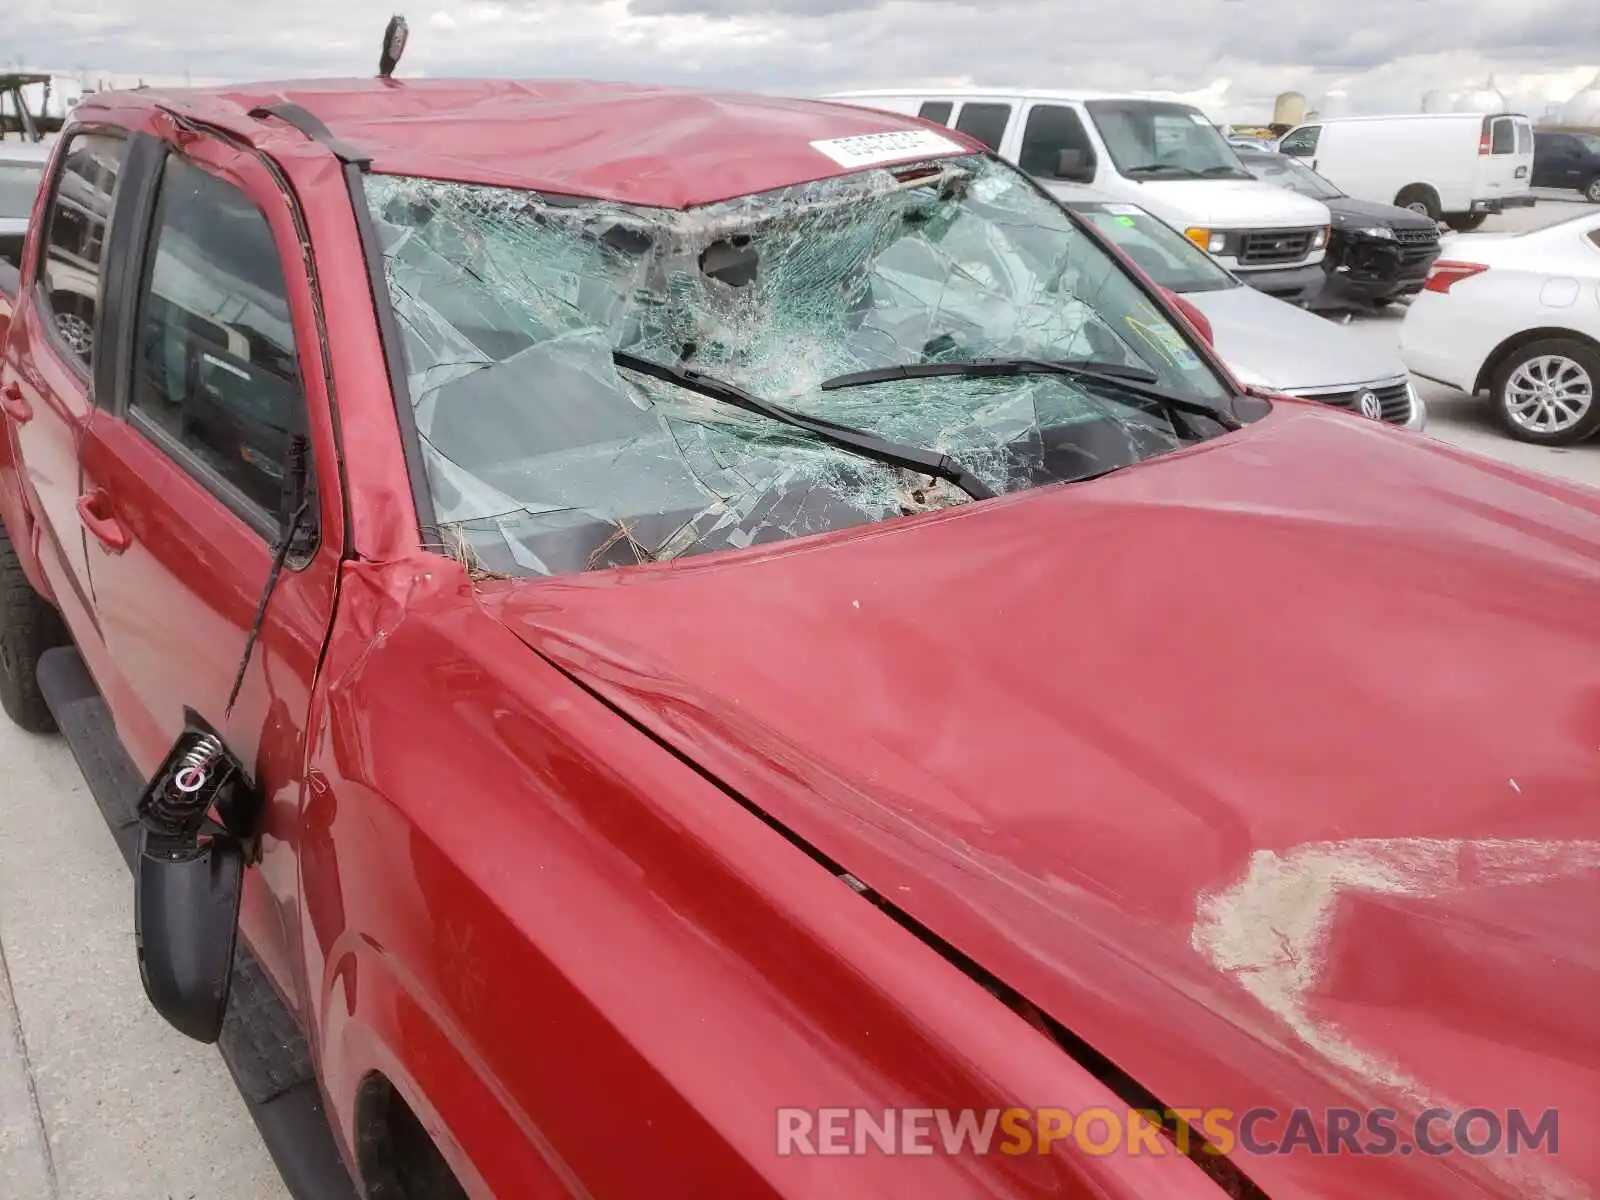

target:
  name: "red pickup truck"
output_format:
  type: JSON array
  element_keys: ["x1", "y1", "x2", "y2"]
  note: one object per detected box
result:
[{"x1": 1, "y1": 59, "x2": 1597, "y2": 1200}]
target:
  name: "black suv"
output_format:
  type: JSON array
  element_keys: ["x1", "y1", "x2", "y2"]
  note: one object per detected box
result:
[
  {"x1": 1532, "y1": 130, "x2": 1600, "y2": 203},
  {"x1": 1235, "y1": 148, "x2": 1442, "y2": 311}
]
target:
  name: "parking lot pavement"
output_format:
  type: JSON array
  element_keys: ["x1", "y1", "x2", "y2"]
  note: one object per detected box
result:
[
  {"x1": 0, "y1": 195, "x2": 1592, "y2": 1200},
  {"x1": 1338, "y1": 198, "x2": 1600, "y2": 493},
  {"x1": 0, "y1": 720, "x2": 288, "y2": 1199}
]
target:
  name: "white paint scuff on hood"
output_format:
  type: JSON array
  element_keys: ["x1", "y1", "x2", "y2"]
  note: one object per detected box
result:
[{"x1": 1193, "y1": 836, "x2": 1600, "y2": 1200}]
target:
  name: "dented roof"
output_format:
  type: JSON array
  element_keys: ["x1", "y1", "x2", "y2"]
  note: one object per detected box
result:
[{"x1": 82, "y1": 77, "x2": 985, "y2": 207}]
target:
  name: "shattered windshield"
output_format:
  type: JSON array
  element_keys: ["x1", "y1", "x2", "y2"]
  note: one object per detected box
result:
[{"x1": 364, "y1": 154, "x2": 1233, "y2": 577}]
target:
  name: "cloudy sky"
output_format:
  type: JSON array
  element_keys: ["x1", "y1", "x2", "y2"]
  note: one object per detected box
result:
[{"x1": 9, "y1": 0, "x2": 1600, "y2": 121}]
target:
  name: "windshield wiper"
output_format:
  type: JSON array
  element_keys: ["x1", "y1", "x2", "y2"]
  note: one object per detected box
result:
[
  {"x1": 613, "y1": 350, "x2": 997, "y2": 501},
  {"x1": 1201, "y1": 165, "x2": 1253, "y2": 179},
  {"x1": 821, "y1": 357, "x2": 1242, "y2": 432},
  {"x1": 1124, "y1": 164, "x2": 1203, "y2": 178}
]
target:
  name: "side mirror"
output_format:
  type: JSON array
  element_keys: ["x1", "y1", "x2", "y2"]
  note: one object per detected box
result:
[
  {"x1": 132, "y1": 721, "x2": 259, "y2": 1043},
  {"x1": 1056, "y1": 148, "x2": 1096, "y2": 184},
  {"x1": 1160, "y1": 286, "x2": 1215, "y2": 346},
  {"x1": 136, "y1": 831, "x2": 244, "y2": 1042}
]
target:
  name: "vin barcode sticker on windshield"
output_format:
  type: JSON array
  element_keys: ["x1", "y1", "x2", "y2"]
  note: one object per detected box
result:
[{"x1": 810, "y1": 130, "x2": 967, "y2": 169}]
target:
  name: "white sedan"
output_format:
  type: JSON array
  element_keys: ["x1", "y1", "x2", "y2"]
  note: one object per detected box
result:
[{"x1": 1399, "y1": 209, "x2": 1600, "y2": 445}]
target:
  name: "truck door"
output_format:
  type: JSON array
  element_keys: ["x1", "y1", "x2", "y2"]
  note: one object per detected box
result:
[
  {"x1": 77, "y1": 127, "x2": 346, "y2": 1012},
  {"x1": 1477, "y1": 115, "x2": 1528, "y2": 199},
  {"x1": 0, "y1": 132, "x2": 130, "y2": 644}
]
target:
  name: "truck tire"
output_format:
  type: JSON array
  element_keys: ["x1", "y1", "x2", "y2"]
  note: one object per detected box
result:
[
  {"x1": 1446, "y1": 212, "x2": 1487, "y2": 232},
  {"x1": 1394, "y1": 185, "x2": 1441, "y2": 221},
  {"x1": 0, "y1": 528, "x2": 67, "y2": 734},
  {"x1": 1490, "y1": 337, "x2": 1600, "y2": 447}
]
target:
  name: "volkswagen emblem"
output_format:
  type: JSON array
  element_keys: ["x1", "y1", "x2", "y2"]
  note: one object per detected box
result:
[{"x1": 1357, "y1": 390, "x2": 1383, "y2": 420}]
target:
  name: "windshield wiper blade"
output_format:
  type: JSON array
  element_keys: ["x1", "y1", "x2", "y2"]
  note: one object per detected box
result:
[
  {"x1": 613, "y1": 350, "x2": 997, "y2": 501},
  {"x1": 1124, "y1": 163, "x2": 1203, "y2": 178},
  {"x1": 823, "y1": 357, "x2": 1157, "y2": 389},
  {"x1": 821, "y1": 357, "x2": 1241, "y2": 432}
]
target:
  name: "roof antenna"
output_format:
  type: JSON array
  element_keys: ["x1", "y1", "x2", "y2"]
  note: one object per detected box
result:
[{"x1": 378, "y1": 14, "x2": 408, "y2": 80}]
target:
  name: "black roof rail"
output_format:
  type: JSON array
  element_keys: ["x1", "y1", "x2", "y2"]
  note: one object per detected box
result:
[{"x1": 247, "y1": 102, "x2": 373, "y2": 170}]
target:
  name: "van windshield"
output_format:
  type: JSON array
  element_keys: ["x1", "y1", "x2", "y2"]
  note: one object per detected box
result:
[
  {"x1": 364, "y1": 154, "x2": 1235, "y2": 577},
  {"x1": 1085, "y1": 101, "x2": 1253, "y2": 181}
]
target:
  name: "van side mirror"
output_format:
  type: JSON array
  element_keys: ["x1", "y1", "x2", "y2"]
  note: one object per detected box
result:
[{"x1": 1056, "y1": 149, "x2": 1096, "y2": 184}]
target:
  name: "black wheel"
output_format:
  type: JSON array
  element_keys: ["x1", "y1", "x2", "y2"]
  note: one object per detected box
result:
[
  {"x1": 1446, "y1": 212, "x2": 1488, "y2": 232},
  {"x1": 1394, "y1": 185, "x2": 1442, "y2": 221},
  {"x1": 1584, "y1": 175, "x2": 1600, "y2": 204},
  {"x1": 0, "y1": 527, "x2": 68, "y2": 734},
  {"x1": 1490, "y1": 338, "x2": 1600, "y2": 446}
]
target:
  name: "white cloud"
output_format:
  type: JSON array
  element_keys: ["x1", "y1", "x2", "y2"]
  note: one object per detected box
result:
[{"x1": 8, "y1": 0, "x2": 1600, "y2": 124}]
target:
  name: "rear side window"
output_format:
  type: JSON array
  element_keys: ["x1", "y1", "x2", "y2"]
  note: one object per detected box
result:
[
  {"x1": 1490, "y1": 118, "x2": 1514, "y2": 154},
  {"x1": 129, "y1": 156, "x2": 304, "y2": 520},
  {"x1": 1278, "y1": 126, "x2": 1320, "y2": 156},
  {"x1": 1018, "y1": 105, "x2": 1097, "y2": 178},
  {"x1": 917, "y1": 101, "x2": 953, "y2": 126},
  {"x1": 38, "y1": 132, "x2": 129, "y2": 371},
  {"x1": 954, "y1": 103, "x2": 1011, "y2": 152},
  {"x1": 1514, "y1": 120, "x2": 1533, "y2": 155}
]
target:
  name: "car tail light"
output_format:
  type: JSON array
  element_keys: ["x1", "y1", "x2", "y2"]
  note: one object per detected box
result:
[
  {"x1": 1478, "y1": 118, "x2": 1492, "y2": 155},
  {"x1": 1423, "y1": 260, "x2": 1488, "y2": 293}
]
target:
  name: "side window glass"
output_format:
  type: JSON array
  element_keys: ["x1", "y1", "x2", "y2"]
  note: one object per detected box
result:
[
  {"x1": 953, "y1": 103, "x2": 1011, "y2": 152},
  {"x1": 1514, "y1": 121, "x2": 1533, "y2": 155},
  {"x1": 1278, "y1": 126, "x2": 1319, "y2": 156},
  {"x1": 1018, "y1": 105, "x2": 1096, "y2": 178},
  {"x1": 129, "y1": 156, "x2": 303, "y2": 520},
  {"x1": 39, "y1": 133, "x2": 129, "y2": 370},
  {"x1": 1490, "y1": 118, "x2": 1514, "y2": 155},
  {"x1": 917, "y1": 101, "x2": 953, "y2": 126}
]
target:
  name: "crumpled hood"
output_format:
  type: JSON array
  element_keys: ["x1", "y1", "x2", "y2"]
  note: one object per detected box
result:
[
  {"x1": 488, "y1": 408, "x2": 1600, "y2": 1198},
  {"x1": 1327, "y1": 195, "x2": 1440, "y2": 231},
  {"x1": 1187, "y1": 284, "x2": 1407, "y2": 391}
]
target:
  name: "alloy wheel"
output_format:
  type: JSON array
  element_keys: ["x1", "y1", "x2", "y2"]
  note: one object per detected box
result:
[{"x1": 1503, "y1": 354, "x2": 1594, "y2": 435}]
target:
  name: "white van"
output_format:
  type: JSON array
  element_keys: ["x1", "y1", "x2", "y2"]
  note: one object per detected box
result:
[
  {"x1": 822, "y1": 89, "x2": 1333, "y2": 304},
  {"x1": 1276, "y1": 113, "x2": 1536, "y2": 231}
]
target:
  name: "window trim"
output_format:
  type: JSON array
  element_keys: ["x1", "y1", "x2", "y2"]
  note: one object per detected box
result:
[
  {"x1": 1489, "y1": 116, "x2": 1516, "y2": 156},
  {"x1": 1278, "y1": 125, "x2": 1320, "y2": 157},
  {"x1": 952, "y1": 101, "x2": 1013, "y2": 153},
  {"x1": 31, "y1": 124, "x2": 132, "y2": 383},
  {"x1": 126, "y1": 404, "x2": 283, "y2": 543},
  {"x1": 1017, "y1": 102, "x2": 1098, "y2": 180},
  {"x1": 120, "y1": 149, "x2": 315, "y2": 550}
]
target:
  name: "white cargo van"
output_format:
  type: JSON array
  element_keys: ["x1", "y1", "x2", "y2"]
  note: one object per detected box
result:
[
  {"x1": 1276, "y1": 113, "x2": 1536, "y2": 231},
  {"x1": 822, "y1": 89, "x2": 1333, "y2": 304}
]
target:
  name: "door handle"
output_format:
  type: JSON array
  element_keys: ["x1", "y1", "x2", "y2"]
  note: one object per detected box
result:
[
  {"x1": 77, "y1": 489, "x2": 131, "y2": 554},
  {"x1": 0, "y1": 381, "x2": 31, "y2": 424}
]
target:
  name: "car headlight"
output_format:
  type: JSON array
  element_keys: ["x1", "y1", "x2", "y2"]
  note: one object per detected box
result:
[
  {"x1": 1185, "y1": 227, "x2": 1229, "y2": 255},
  {"x1": 1312, "y1": 225, "x2": 1330, "y2": 248},
  {"x1": 1356, "y1": 225, "x2": 1395, "y2": 239}
]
